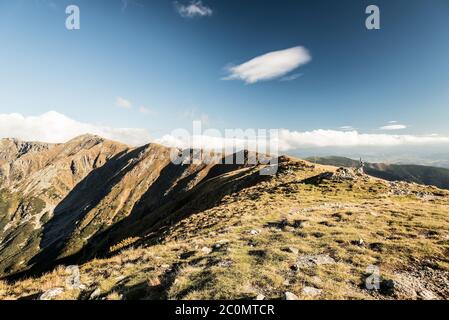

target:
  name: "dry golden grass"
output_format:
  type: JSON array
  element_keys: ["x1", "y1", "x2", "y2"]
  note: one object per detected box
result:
[
  {"x1": 105, "y1": 291, "x2": 122, "y2": 300},
  {"x1": 109, "y1": 237, "x2": 141, "y2": 253},
  {"x1": 1, "y1": 161, "x2": 448, "y2": 300}
]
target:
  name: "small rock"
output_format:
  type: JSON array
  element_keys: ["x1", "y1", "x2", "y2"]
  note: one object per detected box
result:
[
  {"x1": 249, "y1": 229, "x2": 260, "y2": 235},
  {"x1": 302, "y1": 286, "x2": 322, "y2": 297},
  {"x1": 201, "y1": 247, "x2": 212, "y2": 254},
  {"x1": 284, "y1": 291, "x2": 299, "y2": 300},
  {"x1": 351, "y1": 238, "x2": 365, "y2": 246},
  {"x1": 296, "y1": 254, "x2": 336, "y2": 268},
  {"x1": 334, "y1": 167, "x2": 358, "y2": 180},
  {"x1": 217, "y1": 260, "x2": 233, "y2": 267},
  {"x1": 89, "y1": 288, "x2": 102, "y2": 300},
  {"x1": 386, "y1": 274, "x2": 439, "y2": 300},
  {"x1": 39, "y1": 287, "x2": 64, "y2": 300},
  {"x1": 213, "y1": 243, "x2": 222, "y2": 250},
  {"x1": 255, "y1": 294, "x2": 265, "y2": 300},
  {"x1": 287, "y1": 247, "x2": 299, "y2": 255},
  {"x1": 311, "y1": 276, "x2": 322, "y2": 285},
  {"x1": 283, "y1": 279, "x2": 290, "y2": 286}
]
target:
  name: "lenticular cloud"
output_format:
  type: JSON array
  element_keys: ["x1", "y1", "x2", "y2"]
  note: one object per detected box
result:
[{"x1": 223, "y1": 46, "x2": 312, "y2": 84}]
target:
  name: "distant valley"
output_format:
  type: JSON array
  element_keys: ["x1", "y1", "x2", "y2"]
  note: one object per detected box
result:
[{"x1": 306, "y1": 156, "x2": 449, "y2": 190}]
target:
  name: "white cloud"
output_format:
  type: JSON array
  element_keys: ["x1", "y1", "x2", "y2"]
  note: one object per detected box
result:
[
  {"x1": 223, "y1": 46, "x2": 311, "y2": 84},
  {"x1": 275, "y1": 129, "x2": 448, "y2": 150},
  {"x1": 340, "y1": 126, "x2": 356, "y2": 131},
  {"x1": 175, "y1": 1, "x2": 212, "y2": 18},
  {"x1": 157, "y1": 128, "x2": 449, "y2": 153},
  {"x1": 115, "y1": 97, "x2": 133, "y2": 109},
  {"x1": 0, "y1": 111, "x2": 151, "y2": 146},
  {"x1": 379, "y1": 124, "x2": 407, "y2": 130},
  {"x1": 139, "y1": 106, "x2": 157, "y2": 116},
  {"x1": 2, "y1": 112, "x2": 448, "y2": 154}
]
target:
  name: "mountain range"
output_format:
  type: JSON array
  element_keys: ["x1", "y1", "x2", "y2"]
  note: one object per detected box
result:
[
  {"x1": 0, "y1": 136, "x2": 448, "y2": 300},
  {"x1": 305, "y1": 156, "x2": 449, "y2": 190}
]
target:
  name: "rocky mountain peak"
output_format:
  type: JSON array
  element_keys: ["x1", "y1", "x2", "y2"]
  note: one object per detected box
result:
[{"x1": 0, "y1": 138, "x2": 54, "y2": 163}]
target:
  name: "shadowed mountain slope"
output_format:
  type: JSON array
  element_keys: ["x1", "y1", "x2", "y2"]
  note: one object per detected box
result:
[
  {"x1": 0, "y1": 136, "x2": 274, "y2": 278},
  {"x1": 1, "y1": 153, "x2": 448, "y2": 300}
]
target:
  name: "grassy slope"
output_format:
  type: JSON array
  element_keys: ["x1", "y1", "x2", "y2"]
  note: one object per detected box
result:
[{"x1": 1, "y1": 160, "x2": 448, "y2": 300}]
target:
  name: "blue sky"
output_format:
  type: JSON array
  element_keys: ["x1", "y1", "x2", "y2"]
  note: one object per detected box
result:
[{"x1": 1, "y1": 0, "x2": 449, "y2": 155}]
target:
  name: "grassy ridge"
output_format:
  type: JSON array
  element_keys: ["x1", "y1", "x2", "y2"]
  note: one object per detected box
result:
[{"x1": 306, "y1": 156, "x2": 449, "y2": 190}]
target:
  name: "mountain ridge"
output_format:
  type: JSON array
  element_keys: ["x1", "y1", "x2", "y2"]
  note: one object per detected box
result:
[
  {"x1": 306, "y1": 156, "x2": 449, "y2": 190},
  {"x1": 0, "y1": 136, "x2": 448, "y2": 300},
  {"x1": 0, "y1": 135, "x2": 277, "y2": 278}
]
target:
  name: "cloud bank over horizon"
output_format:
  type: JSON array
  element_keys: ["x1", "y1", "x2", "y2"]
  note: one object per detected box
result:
[
  {"x1": 1, "y1": 111, "x2": 449, "y2": 152},
  {"x1": 0, "y1": 111, "x2": 152, "y2": 146},
  {"x1": 379, "y1": 121, "x2": 408, "y2": 130},
  {"x1": 156, "y1": 129, "x2": 449, "y2": 153}
]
